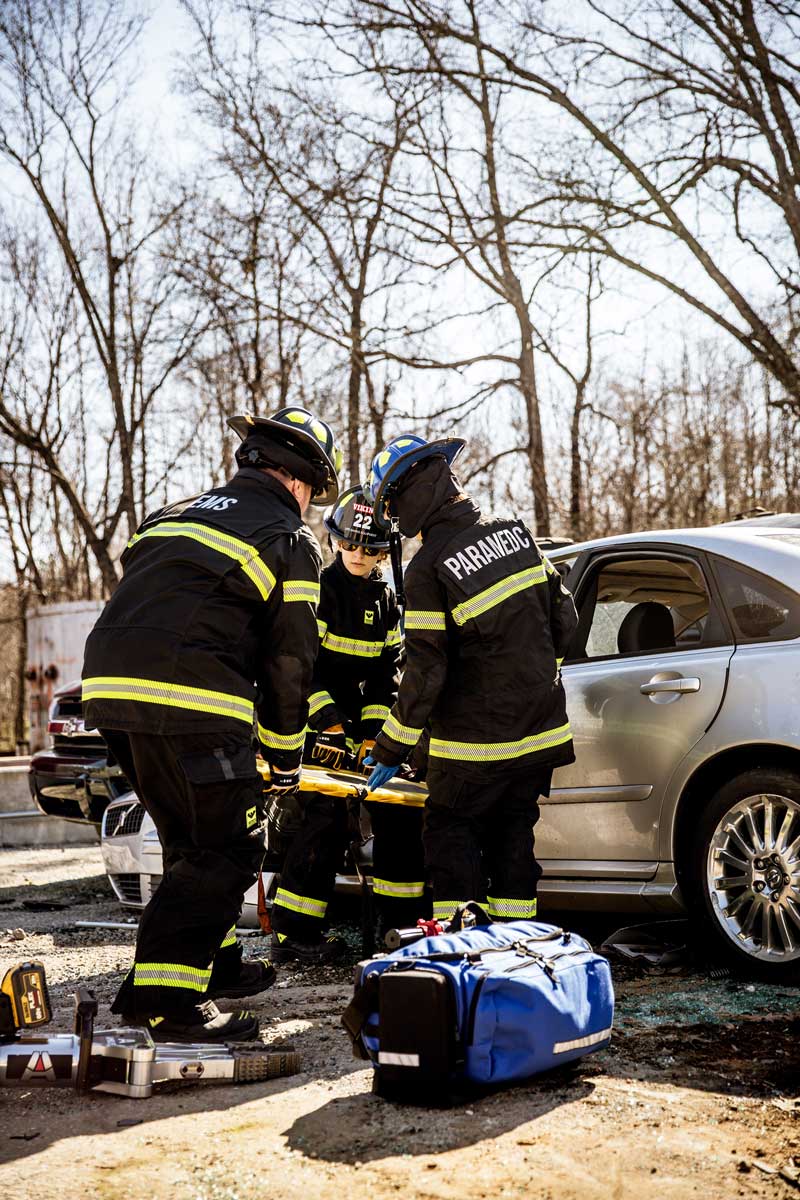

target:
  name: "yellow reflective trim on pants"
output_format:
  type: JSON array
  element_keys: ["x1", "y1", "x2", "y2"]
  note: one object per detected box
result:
[
  {"x1": 220, "y1": 926, "x2": 237, "y2": 949},
  {"x1": 321, "y1": 631, "x2": 383, "y2": 657},
  {"x1": 372, "y1": 878, "x2": 425, "y2": 899},
  {"x1": 432, "y1": 900, "x2": 471, "y2": 921},
  {"x1": 133, "y1": 962, "x2": 211, "y2": 991},
  {"x1": 404, "y1": 610, "x2": 446, "y2": 631},
  {"x1": 82, "y1": 677, "x2": 254, "y2": 724},
  {"x1": 257, "y1": 724, "x2": 305, "y2": 753},
  {"x1": 383, "y1": 713, "x2": 423, "y2": 746},
  {"x1": 385, "y1": 627, "x2": 403, "y2": 647},
  {"x1": 556, "y1": 657, "x2": 564, "y2": 668},
  {"x1": 274, "y1": 887, "x2": 327, "y2": 919},
  {"x1": 308, "y1": 691, "x2": 334, "y2": 717},
  {"x1": 486, "y1": 896, "x2": 538, "y2": 919},
  {"x1": 283, "y1": 580, "x2": 321, "y2": 604},
  {"x1": 451, "y1": 565, "x2": 547, "y2": 627},
  {"x1": 130, "y1": 521, "x2": 276, "y2": 601},
  {"x1": 362, "y1": 704, "x2": 390, "y2": 723},
  {"x1": 430, "y1": 721, "x2": 572, "y2": 763}
]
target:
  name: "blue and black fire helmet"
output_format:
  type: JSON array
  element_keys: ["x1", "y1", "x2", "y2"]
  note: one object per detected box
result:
[
  {"x1": 365, "y1": 434, "x2": 466, "y2": 529},
  {"x1": 324, "y1": 485, "x2": 391, "y2": 550},
  {"x1": 365, "y1": 434, "x2": 466, "y2": 606},
  {"x1": 228, "y1": 408, "x2": 343, "y2": 506}
]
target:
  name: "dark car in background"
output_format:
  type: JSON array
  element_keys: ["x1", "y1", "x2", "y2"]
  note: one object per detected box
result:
[{"x1": 28, "y1": 680, "x2": 128, "y2": 825}]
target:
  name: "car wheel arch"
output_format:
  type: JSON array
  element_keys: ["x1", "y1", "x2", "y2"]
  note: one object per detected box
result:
[{"x1": 672, "y1": 743, "x2": 800, "y2": 890}]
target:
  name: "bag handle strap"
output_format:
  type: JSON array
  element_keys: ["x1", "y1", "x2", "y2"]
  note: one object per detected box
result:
[{"x1": 340, "y1": 972, "x2": 379, "y2": 1060}]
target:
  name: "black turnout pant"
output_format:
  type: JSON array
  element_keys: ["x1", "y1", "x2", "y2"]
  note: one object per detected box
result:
[
  {"x1": 102, "y1": 729, "x2": 266, "y2": 1016},
  {"x1": 423, "y1": 764, "x2": 551, "y2": 924},
  {"x1": 271, "y1": 793, "x2": 427, "y2": 939}
]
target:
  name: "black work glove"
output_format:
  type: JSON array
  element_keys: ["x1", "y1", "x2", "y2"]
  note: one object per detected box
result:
[
  {"x1": 311, "y1": 728, "x2": 348, "y2": 770},
  {"x1": 268, "y1": 765, "x2": 301, "y2": 793}
]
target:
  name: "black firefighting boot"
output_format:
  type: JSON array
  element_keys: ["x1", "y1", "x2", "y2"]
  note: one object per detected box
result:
[
  {"x1": 132, "y1": 1001, "x2": 260, "y2": 1043},
  {"x1": 206, "y1": 957, "x2": 276, "y2": 1000},
  {"x1": 269, "y1": 930, "x2": 346, "y2": 965}
]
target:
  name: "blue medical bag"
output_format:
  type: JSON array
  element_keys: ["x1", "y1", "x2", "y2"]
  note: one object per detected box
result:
[{"x1": 342, "y1": 919, "x2": 614, "y2": 1099}]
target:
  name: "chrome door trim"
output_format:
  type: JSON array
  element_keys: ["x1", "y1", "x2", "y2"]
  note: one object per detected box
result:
[{"x1": 545, "y1": 784, "x2": 653, "y2": 805}]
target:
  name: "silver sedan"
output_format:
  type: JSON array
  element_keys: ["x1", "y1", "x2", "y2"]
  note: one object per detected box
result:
[{"x1": 545, "y1": 524, "x2": 800, "y2": 979}]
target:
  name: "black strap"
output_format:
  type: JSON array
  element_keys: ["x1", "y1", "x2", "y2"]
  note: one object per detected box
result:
[{"x1": 341, "y1": 973, "x2": 379, "y2": 1059}]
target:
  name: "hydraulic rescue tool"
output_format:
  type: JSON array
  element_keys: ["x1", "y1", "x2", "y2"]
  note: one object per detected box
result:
[
  {"x1": 0, "y1": 962, "x2": 299, "y2": 1098},
  {"x1": 383, "y1": 902, "x2": 490, "y2": 950}
]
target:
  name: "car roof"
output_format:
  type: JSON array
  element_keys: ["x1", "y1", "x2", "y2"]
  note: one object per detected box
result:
[{"x1": 549, "y1": 526, "x2": 800, "y2": 591}]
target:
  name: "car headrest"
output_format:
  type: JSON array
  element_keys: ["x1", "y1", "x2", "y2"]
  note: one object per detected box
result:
[{"x1": 617, "y1": 602, "x2": 676, "y2": 654}]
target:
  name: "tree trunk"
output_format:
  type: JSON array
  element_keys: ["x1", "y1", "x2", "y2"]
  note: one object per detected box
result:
[{"x1": 518, "y1": 314, "x2": 550, "y2": 536}]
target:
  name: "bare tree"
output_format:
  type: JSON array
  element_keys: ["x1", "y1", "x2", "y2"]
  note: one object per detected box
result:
[
  {"x1": 338, "y1": 0, "x2": 800, "y2": 408},
  {"x1": 0, "y1": 0, "x2": 203, "y2": 582}
]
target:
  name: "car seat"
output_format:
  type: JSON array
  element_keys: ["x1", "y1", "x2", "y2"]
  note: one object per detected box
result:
[{"x1": 617, "y1": 601, "x2": 676, "y2": 654}]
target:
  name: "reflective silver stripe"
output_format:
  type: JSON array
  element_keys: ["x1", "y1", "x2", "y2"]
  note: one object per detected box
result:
[
  {"x1": 432, "y1": 900, "x2": 471, "y2": 921},
  {"x1": 451, "y1": 564, "x2": 547, "y2": 626},
  {"x1": 372, "y1": 878, "x2": 425, "y2": 898},
  {"x1": 283, "y1": 580, "x2": 320, "y2": 604},
  {"x1": 486, "y1": 896, "x2": 538, "y2": 919},
  {"x1": 257, "y1": 724, "x2": 305, "y2": 753},
  {"x1": 553, "y1": 1028, "x2": 613, "y2": 1054},
  {"x1": 404, "y1": 610, "x2": 446, "y2": 631},
  {"x1": 133, "y1": 962, "x2": 211, "y2": 991},
  {"x1": 385, "y1": 627, "x2": 403, "y2": 647},
  {"x1": 308, "y1": 691, "x2": 334, "y2": 717},
  {"x1": 362, "y1": 704, "x2": 390, "y2": 722},
  {"x1": 317, "y1": 619, "x2": 328, "y2": 639},
  {"x1": 220, "y1": 926, "x2": 237, "y2": 949},
  {"x1": 130, "y1": 521, "x2": 276, "y2": 601},
  {"x1": 378, "y1": 1051, "x2": 420, "y2": 1067},
  {"x1": 383, "y1": 713, "x2": 423, "y2": 746},
  {"x1": 82, "y1": 677, "x2": 253, "y2": 724},
  {"x1": 429, "y1": 722, "x2": 572, "y2": 763},
  {"x1": 321, "y1": 631, "x2": 383, "y2": 657},
  {"x1": 274, "y1": 887, "x2": 327, "y2": 919}
]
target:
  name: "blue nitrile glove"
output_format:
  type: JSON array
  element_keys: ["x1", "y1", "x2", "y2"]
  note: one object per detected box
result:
[{"x1": 364, "y1": 756, "x2": 399, "y2": 792}]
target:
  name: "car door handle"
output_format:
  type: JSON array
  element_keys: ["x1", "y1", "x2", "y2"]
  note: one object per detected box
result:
[{"x1": 640, "y1": 677, "x2": 701, "y2": 695}]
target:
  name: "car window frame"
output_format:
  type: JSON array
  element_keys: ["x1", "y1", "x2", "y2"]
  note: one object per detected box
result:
[
  {"x1": 564, "y1": 545, "x2": 734, "y2": 666},
  {"x1": 705, "y1": 550, "x2": 800, "y2": 646}
]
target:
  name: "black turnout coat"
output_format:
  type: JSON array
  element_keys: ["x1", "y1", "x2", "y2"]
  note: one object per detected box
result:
[
  {"x1": 82, "y1": 468, "x2": 321, "y2": 772},
  {"x1": 373, "y1": 498, "x2": 578, "y2": 776}
]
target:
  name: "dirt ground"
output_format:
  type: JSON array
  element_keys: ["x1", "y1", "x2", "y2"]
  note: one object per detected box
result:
[{"x1": 0, "y1": 845, "x2": 798, "y2": 1200}]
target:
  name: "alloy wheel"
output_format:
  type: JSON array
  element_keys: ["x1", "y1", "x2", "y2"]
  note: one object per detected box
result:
[{"x1": 707, "y1": 792, "x2": 800, "y2": 962}]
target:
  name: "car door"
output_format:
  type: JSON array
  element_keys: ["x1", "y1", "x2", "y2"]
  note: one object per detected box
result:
[{"x1": 537, "y1": 547, "x2": 735, "y2": 877}]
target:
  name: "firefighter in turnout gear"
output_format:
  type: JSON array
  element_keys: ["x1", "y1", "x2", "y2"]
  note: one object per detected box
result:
[
  {"x1": 82, "y1": 407, "x2": 342, "y2": 1042},
  {"x1": 270, "y1": 485, "x2": 419, "y2": 962},
  {"x1": 363, "y1": 435, "x2": 578, "y2": 925}
]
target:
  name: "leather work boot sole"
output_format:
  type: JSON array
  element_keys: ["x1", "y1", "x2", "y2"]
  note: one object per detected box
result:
[
  {"x1": 206, "y1": 958, "x2": 277, "y2": 1000},
  {"x1": 125, "y1": 1000, "x2": 260, "y2": 1043},
  {"x1": 269, "y1": 932, "x2": 346, "y2": 965}
]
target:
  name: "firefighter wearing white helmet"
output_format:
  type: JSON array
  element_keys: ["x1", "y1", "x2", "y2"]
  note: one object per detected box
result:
[
  {"x1": 363, "y1": 433, "x2": 578, "y2": 926},
  {"x1": 82, "y1": 406, "x2": 341, "y2": 1042}
]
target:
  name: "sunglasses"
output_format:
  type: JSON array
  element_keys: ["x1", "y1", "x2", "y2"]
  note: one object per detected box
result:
[{"x1": 339, "y1": 542, "x2": 383, "y2": 557}]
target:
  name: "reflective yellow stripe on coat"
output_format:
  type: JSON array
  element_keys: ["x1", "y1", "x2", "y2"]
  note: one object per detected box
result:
[
  {"x1": 429, "y1": 722, "x2": 572, "y2": 763},
  {"x1": 82, "y1": 677, "x2": 254, "y2": 724},
  {"x1": 129, "y1": 521, "x2": 276, "y2": 601}
]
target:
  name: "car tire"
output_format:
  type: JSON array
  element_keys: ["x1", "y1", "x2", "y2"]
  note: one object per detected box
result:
[{"x1": 685, "y1": 768, "x2": 800, "y2": 980}]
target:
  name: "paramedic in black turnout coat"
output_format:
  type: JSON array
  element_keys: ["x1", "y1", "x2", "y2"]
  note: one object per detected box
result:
[
  {"x1": 81, "y1": 408, "x2": 342, "y2": 1042},
  {"x1": 364, "y1": 434, "x2": 578, "y2": 924}
]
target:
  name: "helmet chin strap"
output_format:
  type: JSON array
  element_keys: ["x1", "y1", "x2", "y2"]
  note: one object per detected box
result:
[{"x1": 388, "y1": 510, "x2": 405, "y2": 608}]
